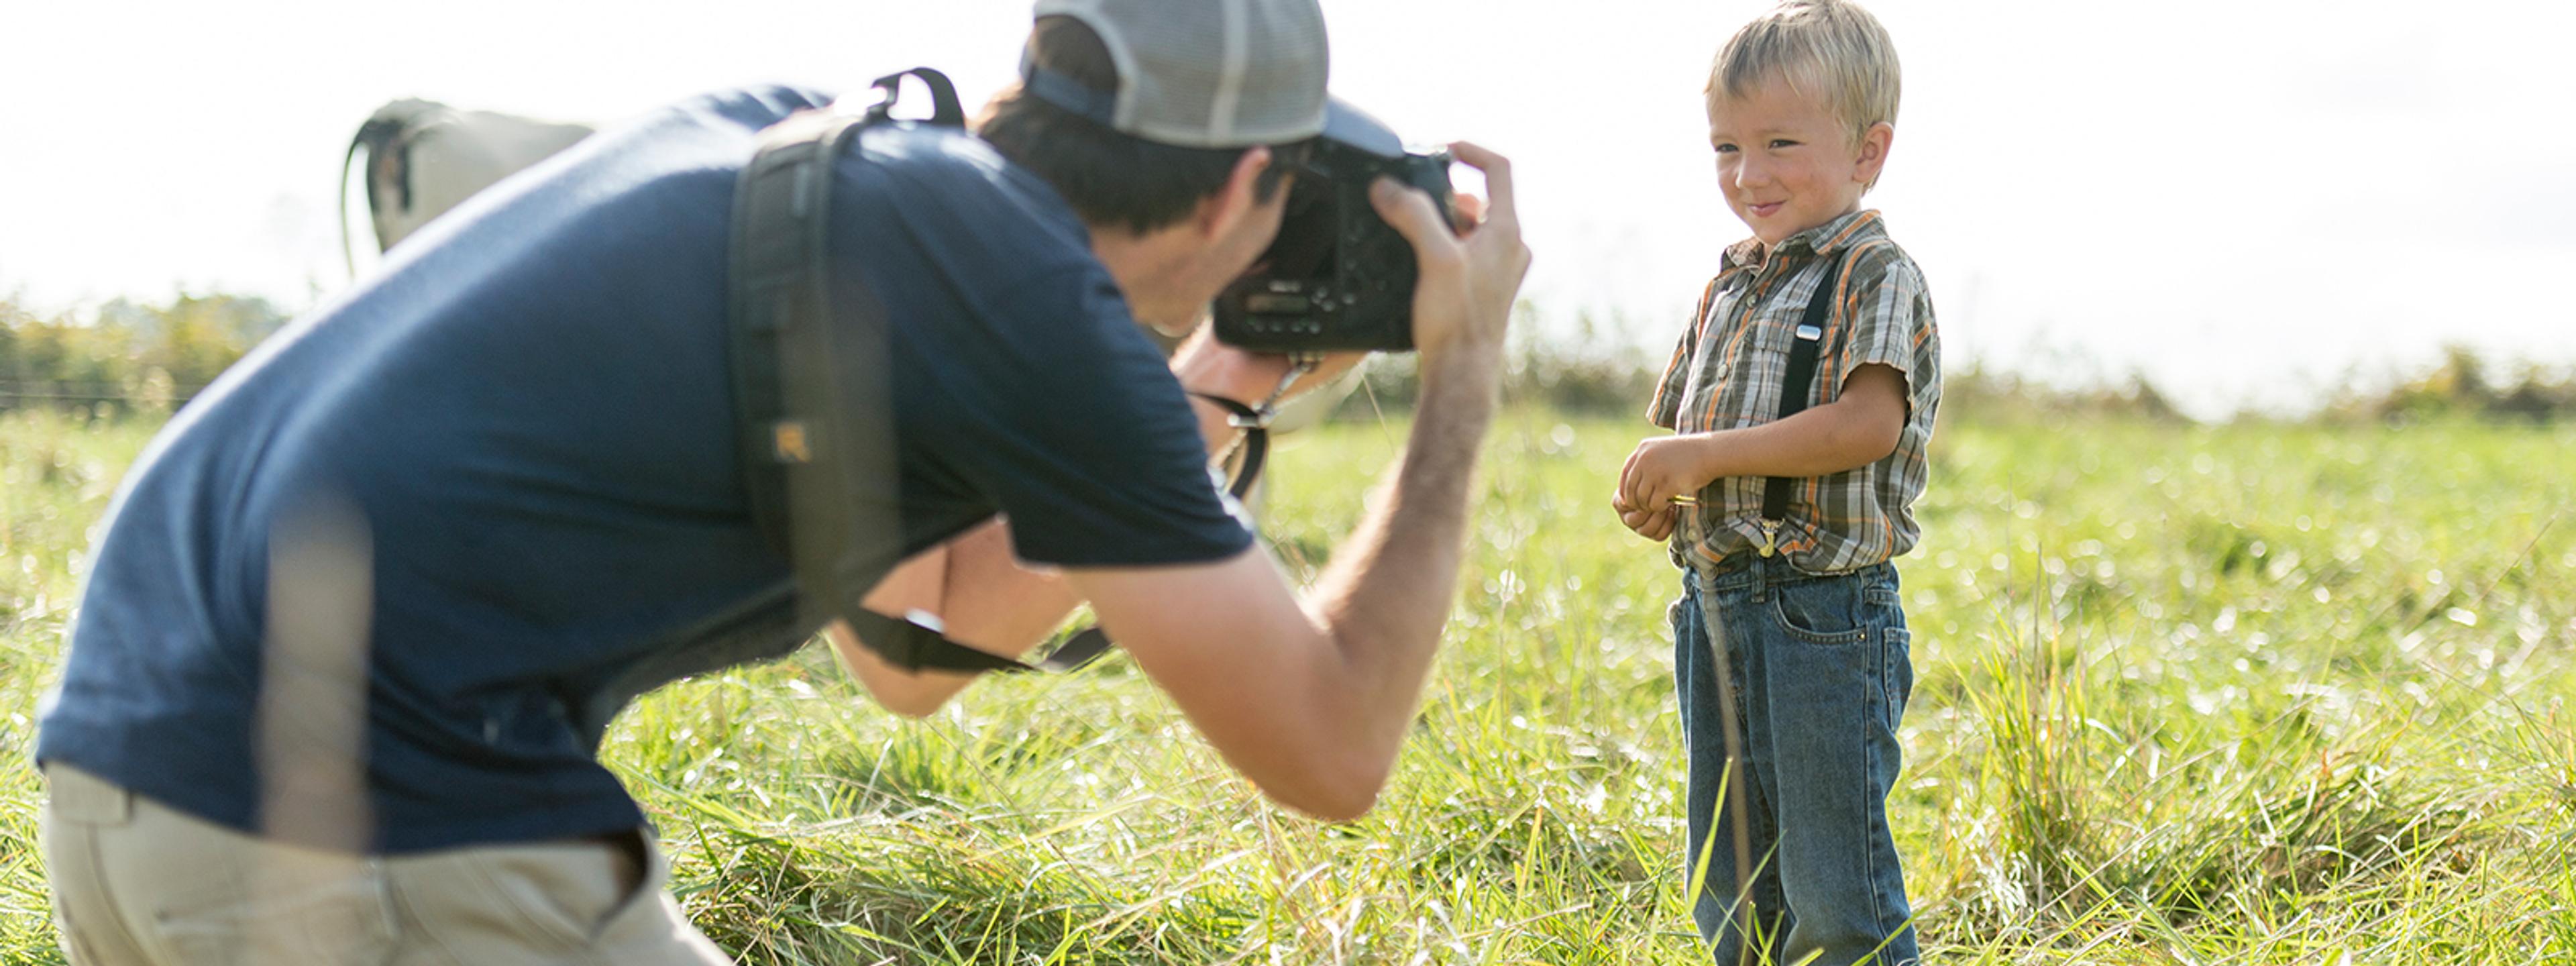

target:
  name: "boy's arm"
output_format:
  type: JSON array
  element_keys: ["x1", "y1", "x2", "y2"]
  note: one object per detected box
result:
[
  {"x1": 1644, "y1": 280, "x2": 1721, "y2": 431},
  {"x1": 1615, "y1": 363, "x2": 1907, "y2": 512},
  {"x1": 1613, "y1": 281, "x2": 1722, "y2": 539}
]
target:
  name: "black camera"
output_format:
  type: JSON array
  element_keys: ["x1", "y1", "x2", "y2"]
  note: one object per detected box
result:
[{"x1": 1214, "y1": 101, "x2": 1452, "y2": 354}]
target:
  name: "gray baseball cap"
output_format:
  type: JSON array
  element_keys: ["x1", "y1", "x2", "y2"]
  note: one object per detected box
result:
[{"x1": 1023, "y1": 0, "x2": 1338, "y2": 149}]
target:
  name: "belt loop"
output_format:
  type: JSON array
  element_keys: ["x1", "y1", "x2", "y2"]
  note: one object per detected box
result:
[
  {"x1": 1749, "y1": 554, "x2": 1770, "y2": 602},
  {"x1": 42, "y1": 763, "x2": 135, "y2": 826}
]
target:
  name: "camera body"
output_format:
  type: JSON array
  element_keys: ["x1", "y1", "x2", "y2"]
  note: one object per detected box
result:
[{"x1": 1214, "y1": 103, "x2": 1451, "y2": 354}]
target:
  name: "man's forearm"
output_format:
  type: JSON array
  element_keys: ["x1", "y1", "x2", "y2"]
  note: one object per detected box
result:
[
  {"x1": 1300, "y1": 344, "x2": 1502, "y2": 775},
  {"x1": 839, "y1": 519, "x2": 1077, "y2": 716},
  {"x1": 935, "y1": 520, "x2": 1081, "y2": 651},
  {"x1": 1045, "y1": 345, "x2": 1508, "y2": 818},
  {"x1": 854, "y1": 519, "x2": 1076, "y2": 654},
  {"x1": 845, "y1": 352, "x2": 1277, "y2": 716}
]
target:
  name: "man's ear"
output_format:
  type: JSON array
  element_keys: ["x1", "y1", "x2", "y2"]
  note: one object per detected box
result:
[
  {"x1": 1853, "y1": 121, "x2": 1894, "y2": 187},
  {"x1": 1193, "y1": 146, "x2": 1276, "y2": 240}
]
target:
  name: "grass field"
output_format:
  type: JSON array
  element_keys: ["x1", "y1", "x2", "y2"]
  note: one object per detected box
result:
[{"x1": 3, "y1": 406, "x2": 2573, "y2": 965}]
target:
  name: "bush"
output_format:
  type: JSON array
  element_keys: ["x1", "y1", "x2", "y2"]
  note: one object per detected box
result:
[
  {"x1": 2333, "y1": 345, "x2": 2576, "y2": 425},
  {"x1": 1334, "y1": 303, "x2": 1678, "y2": 420},
  {"x1": 0, "y1": 292, "x2": 282, "y2": 419}
]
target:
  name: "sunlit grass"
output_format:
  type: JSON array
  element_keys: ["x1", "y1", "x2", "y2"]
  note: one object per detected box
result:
[{"x1": 3, "y1": 408, "x2": 2571, "y2": 964}]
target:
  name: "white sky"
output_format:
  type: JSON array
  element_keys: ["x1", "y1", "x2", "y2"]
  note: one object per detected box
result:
[{"x1": 4, "y1": 0, "x2": 2573, "y2": 416}]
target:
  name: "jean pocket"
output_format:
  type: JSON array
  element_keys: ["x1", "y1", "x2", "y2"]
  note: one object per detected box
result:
[
  {"x1": 1768, "y1": 578, "x2": 1871, "y2": 646},
  {"x1": 1882, "y1": 625, "x2": 1915, "y2": 727},
  {"x1": 157, "y1": 869, "x2": 396, "y2": 966}
]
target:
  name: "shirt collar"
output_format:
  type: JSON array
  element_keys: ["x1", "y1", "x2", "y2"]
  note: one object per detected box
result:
[{"x1": 1719, "y1": 209, "x2": 1886, "y2": 276}]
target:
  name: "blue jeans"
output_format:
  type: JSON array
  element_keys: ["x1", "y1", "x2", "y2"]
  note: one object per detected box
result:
[{"x1": 1671, "y1": 557, "x2": 1918, "y2": 965}]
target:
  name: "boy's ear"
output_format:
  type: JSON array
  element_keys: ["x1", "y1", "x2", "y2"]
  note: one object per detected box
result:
[{"x1": 1853, "y1": 121, "x2": 1894, "y2": 188}]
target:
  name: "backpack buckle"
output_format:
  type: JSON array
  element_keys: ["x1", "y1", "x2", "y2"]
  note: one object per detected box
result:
[{"x1": 771, "y1": 421, "x2": 812, "y2": 464}]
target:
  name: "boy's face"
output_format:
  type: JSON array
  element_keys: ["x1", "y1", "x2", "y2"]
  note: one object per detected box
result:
[{"x1": 1706, "y1": 79, "x2": 1892, "y2": 247}]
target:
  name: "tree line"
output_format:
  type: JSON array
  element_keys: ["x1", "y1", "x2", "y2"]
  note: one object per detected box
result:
[
  {"x1": 1, "y1": 292, "x2": 286, "y2": 418},
  {"x1": 5, "y1": 291, "x2": 2569, "y2": 425}
]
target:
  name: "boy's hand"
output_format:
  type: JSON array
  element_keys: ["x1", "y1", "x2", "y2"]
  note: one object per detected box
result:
[
  {"x1": 1617, "y1": 434, "x2": 1714, "y2": 513},
  {"x1": 1610, "y1": 494, "x2": 1678, "y2": 541}
]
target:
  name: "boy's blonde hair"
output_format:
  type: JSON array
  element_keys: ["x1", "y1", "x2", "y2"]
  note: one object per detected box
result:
[{"x1": 1706, "y1": 0, "x2": 1901, "y2": 146}]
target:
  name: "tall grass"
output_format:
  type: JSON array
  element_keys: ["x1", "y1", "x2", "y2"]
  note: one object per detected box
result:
[{"x1": 2, "y1": 409, "x2": 2571, "y2": 964}]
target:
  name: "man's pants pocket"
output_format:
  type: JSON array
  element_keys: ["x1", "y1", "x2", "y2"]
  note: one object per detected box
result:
[
  {"x1": 42, "y1": 762, "x2": 396, "y2": 966},
  {"x1": 388, "y1": 833, "x2": 649, "y2": 957},
  {"x1": 39, "y1": 763, "x2": 729, "y2": 965}
]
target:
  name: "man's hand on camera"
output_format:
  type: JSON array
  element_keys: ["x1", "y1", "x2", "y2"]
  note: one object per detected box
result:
[{"x1": 1372, "y1": 142, "x2": 1527, "y2": 363}]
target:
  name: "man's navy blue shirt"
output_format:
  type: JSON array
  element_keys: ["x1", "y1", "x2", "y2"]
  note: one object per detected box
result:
[{"x1": 35, "y1": 87, "x2": 1254, "y2": 852}]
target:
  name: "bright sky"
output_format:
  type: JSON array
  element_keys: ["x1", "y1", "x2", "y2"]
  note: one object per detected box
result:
[{"x1": 4, "y1": 0, "x2": 2571, "y2": 416}]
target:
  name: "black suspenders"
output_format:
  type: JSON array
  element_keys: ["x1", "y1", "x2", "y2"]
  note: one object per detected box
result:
[{"x1": 1754, "y1": 252, "x2": 1846, "y2": 557}]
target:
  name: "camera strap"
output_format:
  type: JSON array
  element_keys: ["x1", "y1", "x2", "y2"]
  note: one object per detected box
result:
[
  {"x1": 1194, "y1": 354, "x2": 1316, "y2": 504},
  {"x1": 1753, "y1": 251, "x2": 1848, "y2": 557}
]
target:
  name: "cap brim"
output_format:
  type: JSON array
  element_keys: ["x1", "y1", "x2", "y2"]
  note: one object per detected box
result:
[{"x1": 1319, "y1": 97, "x2": 1404, "y2": 158}]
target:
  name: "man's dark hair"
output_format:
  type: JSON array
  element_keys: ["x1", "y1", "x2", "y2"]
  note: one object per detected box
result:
[{"x1": 979, "y1": 16, "x2": 1293, "y2": 235}]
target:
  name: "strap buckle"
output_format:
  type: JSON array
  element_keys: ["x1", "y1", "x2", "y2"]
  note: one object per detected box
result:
[
  {"x1": 863, "y1": 67, "x2": 966, "y2": 127},
  {"x1": 1228, "y1": 354, "x2": 1320, "y2": 431},
  {"x1": 771, "y1": 421, "x2": 812, "y2": 464}
]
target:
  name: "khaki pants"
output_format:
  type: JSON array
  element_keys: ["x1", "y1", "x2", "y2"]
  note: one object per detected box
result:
[{"x1": 39, "y1": 764, "x2": 734, "y2": 966}]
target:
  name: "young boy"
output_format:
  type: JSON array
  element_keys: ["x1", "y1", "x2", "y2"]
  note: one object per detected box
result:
[{"x1": 1611, "y1": 1, "x2": 1939, "y2": 963}]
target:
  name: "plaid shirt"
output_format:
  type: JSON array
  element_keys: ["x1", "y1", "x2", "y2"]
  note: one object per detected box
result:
[{"x1": 1646, "y1": 209, "x2": 1941, "y2": 573}]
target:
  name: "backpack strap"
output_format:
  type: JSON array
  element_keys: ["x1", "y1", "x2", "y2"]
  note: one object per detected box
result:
[
  {"x1": 728, "y1": 68, "x2": 1046, "y2": 676},
  {"x1": 729, "y1": 109, "x2": 851, "y2": 563},
  {"x1": 1754, "y1": 251, "x2": 1848, "y2": 557}
]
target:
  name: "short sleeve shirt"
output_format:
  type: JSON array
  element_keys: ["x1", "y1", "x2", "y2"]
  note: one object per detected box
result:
[
  {"x1": 36, "y1": 87, "x2": 1254, "y2": 853},
  {"x1": 1646, "y1": 209, "x2": 1940, "y2": 573}
]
